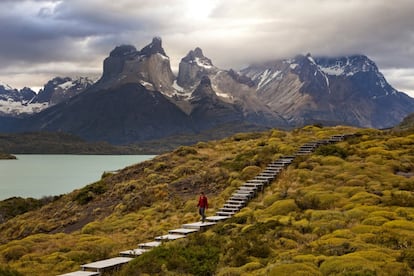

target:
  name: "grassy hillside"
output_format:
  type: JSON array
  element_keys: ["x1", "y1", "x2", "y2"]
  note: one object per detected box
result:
[
  {"x1": 0, "y1": 125, "x2": 413, "y2": 275},
  {"x1": 395, "y1": 112, "x2": 414, "y2": 131}
]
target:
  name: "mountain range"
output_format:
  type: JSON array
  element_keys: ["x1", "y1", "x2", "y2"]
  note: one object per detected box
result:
[{"x1": 1, "y1": 37, "x2": 413, "y2": 144}]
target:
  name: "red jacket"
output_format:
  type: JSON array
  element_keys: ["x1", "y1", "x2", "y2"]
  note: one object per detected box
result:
[{"x1": 197, "y1": 195, "x2": 208, "y2": 208}]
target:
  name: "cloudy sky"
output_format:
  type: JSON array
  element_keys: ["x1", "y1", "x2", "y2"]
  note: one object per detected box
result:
[{"x1": 1, "y1": 0, "x2": 414, "y2": 96}]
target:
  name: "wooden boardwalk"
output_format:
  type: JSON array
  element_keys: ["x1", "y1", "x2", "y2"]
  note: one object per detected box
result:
[{"x1": 59, "y1": 133, "x2": 354, "y2": 275}]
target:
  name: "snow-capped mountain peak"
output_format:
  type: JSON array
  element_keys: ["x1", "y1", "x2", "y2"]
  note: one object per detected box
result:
[
  {"x1": 315, "y1": 55, "x2": 378, "y2": 77},
  {"x1": 0, "y1": 81, "x2": 14, "y2": 91}
]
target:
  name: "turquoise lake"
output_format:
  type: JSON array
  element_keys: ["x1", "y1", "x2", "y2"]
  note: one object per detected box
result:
[{"x1": 0, "y1": 155, "x2": 154, "y2": 200}]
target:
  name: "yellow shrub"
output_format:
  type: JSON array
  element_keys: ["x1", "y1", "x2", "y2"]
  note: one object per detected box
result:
[
  {"x1": 268, "y1": 262, "x2": 322, "y2": 275},
  {"x1": 263, "y1": 199, "x2": 299, "y2": 216},
  {"x1": 350, "y1": 192, "x2": 381, "y2": 205}
]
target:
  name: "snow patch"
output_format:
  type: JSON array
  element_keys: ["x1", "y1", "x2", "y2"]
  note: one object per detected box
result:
[
  {"x1": 0, "y1": 81, "x2": 14, "y2": 91},
  {"x1": 58, "y1": 81, "x2": 73, "y2": 91},
  {"x1": 318, "y1": 66, "x2": 345, "y2": 76},
  {"x1": 172, "y1": 80, "x2": 184, "y2": 92},
  {"x1": 290, "y1": 63, "x2": 298, "y2": 70},
  {"x1": 215, "y1": 91, "x2": 231, "y2": 99},
  {"x1": 194, "y1": 57, "x2": 212, "y2": 69},
  {"x1": 257, "y1": 70, "x2": 282, "y2": 89},
  {"x1": 307, "y1": 56, "x2": 316, "y2": 64},
  {"x1": 0, "y1": 100, "x2": 49, "y2": 115}
]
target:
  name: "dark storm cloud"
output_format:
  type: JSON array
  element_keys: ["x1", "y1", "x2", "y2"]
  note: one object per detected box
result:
[{"x1": 0, "y1": 0, "x2": 413, "y2": 96}]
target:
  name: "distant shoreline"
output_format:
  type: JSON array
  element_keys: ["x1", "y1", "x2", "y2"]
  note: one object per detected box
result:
[{"x1": 0, "y1": 153, "x2": 17, "y2": 160}]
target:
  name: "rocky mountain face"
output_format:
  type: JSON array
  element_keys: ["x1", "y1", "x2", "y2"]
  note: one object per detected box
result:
[
  {"x1": 0, "y1": 77, "x2": 93, "y2": 117},
  {"x1": 97, "y1": 37, "x2": 175, "y2": 95},
  {"x1": 177, "y1": 47, "x2": 218, "y2": 89},
  {"x1": 241, "y1": 54, "x2": 414, "y2": 128},
  {"x1": 21, "y1": 83, "x2": 194, "y2": 144},
  {"x1": 33, "y1": 76, "x2": 94, "y2": 105},
  {"x1": 0, "y1": 82, "x2": 39, "y2": 116},
  {"x1": 1, "y1": 37, "x2": 414, "y2": 144},
  {"x1": 175, "y1": 47, "x2": 286, "y2": 126}
]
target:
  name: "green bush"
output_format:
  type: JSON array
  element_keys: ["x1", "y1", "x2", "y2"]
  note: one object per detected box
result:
[
  {"x1": 398, "y1": 249, "x2": 414, "y2": 269},
  {"x1": 120, "y1": 235, "x2": 220, "y2": 275},
  {"x1": 263, "y1": 199, "x2": 299, "y2": 216},
  {"x1": 319, "y1": 255, "x2": 377, "y2": 275},
  {"x1": 268, "y1": 263, "x2": 322, "y2": 275},
  {"x1": 174, "y1": 146, "x2": 198, "y2": 156},
  {"x1": 73, "y1": 181, "x2": 108, "y2": 205},
  {"x1": 1, "y1": 245, "x2": 29, "y2": 262},
  {"x1": 315, "y1": 144, "x2": 348, "y2": 159}
]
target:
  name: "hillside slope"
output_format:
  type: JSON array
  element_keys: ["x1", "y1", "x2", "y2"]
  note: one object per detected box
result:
[{"x1": 1, "y1": 125, "x2": 413, "y2": 275}]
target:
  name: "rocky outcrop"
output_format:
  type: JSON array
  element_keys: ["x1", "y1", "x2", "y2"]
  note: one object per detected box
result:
[
  {"x1": 0, "y1": 82, "x2": 35, "y2": 103},
  {"x1": 33, "y1": 77, "x2": 94, "y2": 105},
  {"x1": 177, "y1": 47, "x2": 218, "y2": 88},
  {"x1": 98, "y1": 37, "x2": 175, "y2": 94}
]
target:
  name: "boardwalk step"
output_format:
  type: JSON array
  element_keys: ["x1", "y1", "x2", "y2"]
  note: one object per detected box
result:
[
  {"x1": 206, "y1": 215, "x2": 230, "y2": 222},
  {"x1": 226, "y1": 199, "x2": 246, "y2": 204},
  {"x1": 219, "y1": 207, "x2": 241, "y2": 212},
  {"x1": 224, "y1": 204, "x2": 244, "y2": 209},
  {"x1": 119, "y1": 248, "x2": 148, "y2": 257},
  {"x1": 216, "y1": 211, "x2": 236, "y2": 217},
  {"x1": 138, "y1": 241, "x2": 162, "y2": 249},
  {"x1": 155, "y1": 234, "x2": 186, "y2": 241},
  {"x1": 58, "y1": 271, "x2": 100, "y2": 276},
  {"x1": 238, "y1": 186, "x2": 259, "y2": 191},
  {"x1": 168, "y1": 228, "x2": 199, "y2": 235},
  {"x1": 182, "y1": 221, "x2": 217, "y2": 229},
  {"x1": 80, "y1": 257, "x2": 133, "y2": 273}
]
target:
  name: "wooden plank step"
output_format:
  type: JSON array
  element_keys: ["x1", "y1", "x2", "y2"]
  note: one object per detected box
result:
[
  {"x1": 245, "y1": 179, "x2": 267, "y2": 184},
  {"x1": 155, "y1": 234, "x2": 187, "y2": 241},
  {"x1": 238, "y1": 185, "x2": 259, "y2": 191},
  {"x1": 224, "y1": 202, "x2": 244, "y2": 208},
  {"x1": 81, "y1": 257, "x2": 133, "y2": 273},
  {"x1": 138, "y1": 241, "x2": 162, "y2": 249},
  {"x1": 232, "y1": 192, "x2": 251, "y2": 197},
  {"x1": 119, "y1": 248, "x2": 148, "y2": 257},
  {"x1": 243, "y1": 181, "x2": 265, "y2": 186},
  {"x1": 252, "y1": 177, "x2": 271, "y2": 183},
  {"x1": 223, "y1": 203, "x2": 243, "y2": 209},
  {"x1": 58, "y1": 271, "x2": 100, "y2": 276},
  {"x1": 235, "y1": 190, "x2": 255, "y2": 196},
  {"x1": 254, "y1": 175, "x2": 274, "y2": 179},
  {"x1": 282, "y1": 155, "x2": 296, "y2": 158},
  {"x1": 216, "y1": 211, "x2": 236, "y2": 216},
  {"x1": 267, "y1": 163, "x2": 285, "y2": 167},
  {"x1": 219, "y1": 206, "x2": 241, "y2": 212},
  {"x1": 168, "y1": 228, "x2": 199, "y2": 235},
  {"x1": 226, "y1": 199, "x2": 246, "y2": 204},
  {"x1": 182, "y1": 221, "x2": 217, "y2": 229},
  {"x1": 262, "y1": 167, "x2": 282, "y2": 171},
  {"x1": 229, "y1": 195, "x2": 249, "y2": 200},
  {"x1": 228, "y1": 195, "x2": 248, "y2": 201},
  {"x1": 206, "y1": 215, "x2": 230, "y2": 222}
]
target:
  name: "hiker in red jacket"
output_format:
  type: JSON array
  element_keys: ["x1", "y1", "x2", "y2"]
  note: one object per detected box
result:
[{"x1": 197, "y1": 192, "x2": 208, "y2": 222}]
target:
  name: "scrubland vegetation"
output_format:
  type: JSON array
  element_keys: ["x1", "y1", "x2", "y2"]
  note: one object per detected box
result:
[{"x1": 0, "y1": 125, "x2": 413, "y2": 275}]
